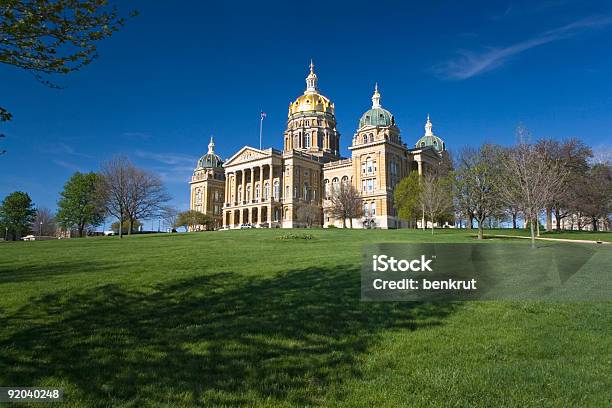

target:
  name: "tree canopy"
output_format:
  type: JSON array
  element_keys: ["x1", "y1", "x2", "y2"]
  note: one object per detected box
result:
[
  {"x1": 56, "y1": 171, "x2": 104, "y2": 237},
  {"x1": 0, "y1": 191, "x2": 36, "y2": 240}
]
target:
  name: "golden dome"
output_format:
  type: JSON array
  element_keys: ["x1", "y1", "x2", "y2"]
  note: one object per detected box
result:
[
  {"x1": 288, "y1": 61, "x2": 335, "y2": 117},
  {"x1": 289, "y1": 92, "x2": 335, "y2": 116}
]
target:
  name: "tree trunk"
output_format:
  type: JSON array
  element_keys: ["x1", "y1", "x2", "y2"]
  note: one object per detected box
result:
[
  {"x1": 592, "y1": 218, "x2": 598, "y2": 232},
  {"x1": 536, "y1": 218, "x2": 540, "y2": 237},
  {"x1": 512, "y1": 213, "x2": 517, "y2": 229},
  {"x1": 555, "y1": 211, "x2": 561, "y2": 231},
  {"x1": 529, "y1": 217, "x2": 536, "y2": 248},
  {"x1": 119, "y1": 210, "x2": 123, "y2": 239},
  {"x1": 341, "y1": 217, "x2": 346, "y2": 228},
  {"x1": 467, "y1": 213, "x2": 473, "y2": 230},
  {"x1": 78, "y1": 223, "x2": 84, "y2": 238},
  {"x1": 128, "y1": 218, "x2": 133, "y2": 235},
  {"x1": 349, "y1": 218, "x2": 353, "y2": 229},
  {"x1": 545, "y1": 208, "x2": 552, "y2": 231}
]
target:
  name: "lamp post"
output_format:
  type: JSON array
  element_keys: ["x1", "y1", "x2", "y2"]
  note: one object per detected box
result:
[{"x1": 39, "y1": 221, "x2": 43, "y2": 237}]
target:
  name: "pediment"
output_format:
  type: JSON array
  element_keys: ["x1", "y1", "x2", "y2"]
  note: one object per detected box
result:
[{"x1": 224, "y1": 146, "x2": 269, "y2": 166}]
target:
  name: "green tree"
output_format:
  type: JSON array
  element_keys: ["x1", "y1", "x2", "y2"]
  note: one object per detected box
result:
[
  {"x1": 393, "y1": 172, "x2": 422, "y2": 227},
  {"x1": 1, "y1": 0, "x2": 134, "y2": 122},
  {"x1": 175, "y1": 210, "x2": 212, "y2": 231},
  {"x1": 56, "y1": 172, "x2": 104, "y2": 237},
  {"x1": 0, "y1": 191, "x2": 36, "y2": 240}
]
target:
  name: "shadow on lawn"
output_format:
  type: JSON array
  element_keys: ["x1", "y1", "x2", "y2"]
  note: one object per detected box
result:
[{"x1": 0, "y1": 266, "x2": 458, "y2": 407}]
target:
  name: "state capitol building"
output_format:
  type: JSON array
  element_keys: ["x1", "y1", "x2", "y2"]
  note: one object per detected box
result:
[{"x1": 189, "y1": 62, "x2": 447, "y2": 229}]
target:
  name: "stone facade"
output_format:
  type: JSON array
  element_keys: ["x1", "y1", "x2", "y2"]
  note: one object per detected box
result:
[
  {"x1": 189, "y1": 137, "x2": 225, "y2": 230},
  {"x1": 191, "y1": 63, "x2": 447, "y2": 229}
]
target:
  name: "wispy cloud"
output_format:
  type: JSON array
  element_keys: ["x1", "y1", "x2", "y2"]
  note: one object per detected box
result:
[
  {"x1": 40, "y1": 143, "x2": 94, "y2": 159},
  {"x1": 490, "y1": 1, "x2": 572, "y2": 21},
  {"x1": 123, "y1": 132, "x2": 152, "y2": 140},
  {"x1": 135, "y1": 150, "x2": 197, "y2": 166},
  {"x1": 435, "y1": 16, "x2": 612, "y2": 80},
  {"x1": 53, "y1": 159, "x2": 86, "y2": 172}
]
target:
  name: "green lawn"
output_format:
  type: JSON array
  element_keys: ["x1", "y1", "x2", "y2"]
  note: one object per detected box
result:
[
  {"x1": 482, "y1": 228, "x2": 612, "y2": 242},
  {"x1": 0, "y1": 229, "x2": 610, "y2": 407}
]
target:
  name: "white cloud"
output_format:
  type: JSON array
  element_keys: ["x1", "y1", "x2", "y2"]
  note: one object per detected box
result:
[
  {"x1": 435, "y1": 16, "x2": 612, "y2": 80},
  {"x1": 135, "y1": 150, "x2": 198, "y2": 166}
]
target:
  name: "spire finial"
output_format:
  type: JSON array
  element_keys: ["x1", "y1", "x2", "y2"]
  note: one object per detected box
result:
[
  {"x1": 371, "y1": 82, "x2": 381, "y2": 108},
  {"x1": 425, "y1": 115, "x2": 433, "y2": 136},
  {"x1": 207, "y1": 135, "x2": 215, "y2": 154},
  {"x1": 305, "y1": 59, "x2": 318, "y2": 93}
]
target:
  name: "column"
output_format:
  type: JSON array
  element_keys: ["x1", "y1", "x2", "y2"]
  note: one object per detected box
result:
[
  {"x1": 268, "y1": 163, "x2": 274, "y2": 224},
  {"x1": 250, "y1": 167, "x2": 255, "y2": 203},
  {"x1": 234, "y1": 172, "x2": 239, "y2": 205},
  {"x1": 417, "y1": 160, "x2": 423, "y2": 176},
  {"x1": 241, "y1": 169, "x2": 246, "y2": 204},
  {"x1": 224, "y1": 173, "x2": 230, "y2": 205},
  {"x1": 259, "y1": 165, "x2": 264, "y2": 201}
]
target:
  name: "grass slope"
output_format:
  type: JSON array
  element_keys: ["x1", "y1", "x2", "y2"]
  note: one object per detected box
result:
[{"x1": 0, "y1": 229, "x2": 610, "y2": 407}]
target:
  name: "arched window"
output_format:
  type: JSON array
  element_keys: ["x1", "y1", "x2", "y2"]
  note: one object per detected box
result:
[
  {"x1": 304, "y1": 133, "x2": 310, "y2": 148},
  {"x1": 324, "y1": 179, "x2": 330, "y2": 198},
  {"x1": 332, "y1": 177, "x2": 340, "y2": 193},
  {"x1": 286, "y1": 185, "x2": 290, "y2": 198},
  {"x1": 238, "y1": 186, "x2": 243, "y2": 202},
  {"x1": 369, "y1": 133, "x2": 374, "y2": 142},
  {"x1": 421, "y1": 141, "x2": 425, "y2": 147},
  {"x1": 371, "y1": 201, "x2": 376, "y2": 216},
  {"x1": 364, "y1": 202, "x2": 369, "y2": 216},
  {"x1": 363, "y1": 135, "x2": 368, "y2": 144},
  {"x1": 255, "y1": 183, "x2": 260, "y2": 199},
  {"x1": 264, "y1": 182, "x2": 270, "y2": 200},
  {"x1": 303, "y1": 182, "x2": 310, "y2": 201},
  {"x1": 196, "y1": 190, "x2": 202, "y2": 203},
  {"x1": 341, "y1": 176, "x2": 349, "y2": 186},
  {"x1": 246, "y1": 185, "x2": 251, "y2": 201},
  {"x1": 273, "y1": 180, "x2": 280, "y2": 199}
]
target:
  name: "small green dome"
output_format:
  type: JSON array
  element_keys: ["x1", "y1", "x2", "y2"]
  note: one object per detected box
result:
[
  {"x1": 359, "y1": 107, "x2": 394, "y2": 128},
  {"x1": 197, "y1": 152, "x2": 223, "y2": 168},
  {"x1": 415, "y1": 134, "x2": 445, "y2": 152},
  {"x1": 196, "y1": 136, "x2": 223, "y2": 168}
]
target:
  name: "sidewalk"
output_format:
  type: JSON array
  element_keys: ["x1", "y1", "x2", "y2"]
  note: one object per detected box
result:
[{"x1": 487, "y1": 234, "x2": 611, "y2": 245}]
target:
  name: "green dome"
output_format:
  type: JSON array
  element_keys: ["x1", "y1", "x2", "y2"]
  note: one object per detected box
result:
[
  {"x1": 196, "y1": 136, "x2": 223, "y2": 168},
  {"x1": 359, "y1": 107, "x2": 394, "y2": 128},
  {"x1": 197, "y1": 152, "x2": 223, "y2": 168},
  {"x1": 415, "y1": 134, "x2": 445, "y2": 152}
]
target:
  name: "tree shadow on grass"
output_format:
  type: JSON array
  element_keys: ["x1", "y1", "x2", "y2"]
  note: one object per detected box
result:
[{"x1": 0, "y1": 266, "x2": 459, "y2": 407}]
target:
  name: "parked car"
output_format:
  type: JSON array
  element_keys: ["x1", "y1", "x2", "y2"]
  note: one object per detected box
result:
[
  {"x1": 21, "y1": 235, "x2": 36, "y2": 241},
  {"x1": 240, "y1": 223, "x2": 253, "y2": 229}
]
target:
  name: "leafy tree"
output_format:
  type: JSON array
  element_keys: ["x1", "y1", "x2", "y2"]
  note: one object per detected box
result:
[
  {"x1": 296, "y1": 203, "x2": 321, "y2": 227},
  {"x1": 175, "y1": 210, "x2": 212, "y2": 231},
  {"x1": 393, "y1": 171, "x2": 422, "y2": 227},
  {"x1": 0, "y1": 191, "x2": 36, "y2": 240},
  {"x1": 574, "y1": 163, "x2": 611, "y2": 231},
  {"x1": 56, "y1": 172, "x2": 103, "y2": 237},
  {"x1": 1, "y1": 0, "x2": 133, "y2": 122}
]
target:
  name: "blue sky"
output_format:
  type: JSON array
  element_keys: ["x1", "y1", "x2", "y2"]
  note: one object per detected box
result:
[{"x1": 1, "y1": 0, "x2": 611, "y2": 215}]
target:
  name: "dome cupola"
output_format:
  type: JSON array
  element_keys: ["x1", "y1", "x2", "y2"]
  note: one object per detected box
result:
[
  {"x1": 196, "y1": 136, "x2": 223, "y2": 168},
  {"x1": 358, "y1": 83, "x2": 395, "y2": 128},
  {"x1": 415, "y1": 115, "x2": 445, "y2": 152}
]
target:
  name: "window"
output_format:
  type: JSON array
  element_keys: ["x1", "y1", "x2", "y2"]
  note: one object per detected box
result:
[
  {"x1": 324, "y1": 179, "x2": 330, "y2": 199},
  {"x1": 303, "y1": 182, "x2": 309, "y2": 200},
  {"x1": 246, "y1": 185, "x2": 251, "y2": 201},
  {"x1": 196, "y1": 190, "x2": 202, "y2": 203},
  {"x1": 274, "y1": 180, "x2": 280, "y2": 199},
  {"x1": 369, "y1": 133, "x2": 374, "y2": 142},
  {"x1": 366, "y1": 157, "x2": 374, "y2": 174},
  {"x1": 305, "y1": 133, "x2": 310, "y2": 148},
  {"x1": 286, "y1": 185, "x2": 290, "y2": 198},
  {"x1": 238, "y1": 186, "x2": 243, "y2": 202},
  {"x1": 364, "y1": 202, "x2": 369, "y2": 216},
  {"x1": 361, "y1": 161, "x2": 366, "y2": 174},
  {"x1": 341, "y1": 176, "x2": 349, "y2": 186},
  {"x1": 264, "y1": 182, "x2": 270, "y2": 200},
  {"x1": 332, "y1": 177, "x2": 340, "y2": 193},
  {"x1": 371, "y1": 202, "x2": 376, "y2": 216},
  {"x1": 363, "y1": 135, "x2": 368, "y2": 144},
  {"x1": 255, "y1": 183, "x2": 260, "y2": 199}
]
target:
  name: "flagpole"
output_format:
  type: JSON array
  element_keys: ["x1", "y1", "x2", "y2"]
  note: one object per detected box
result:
[{"x1": 259, "y1": 114, "x2": 263, "y2": 150}]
